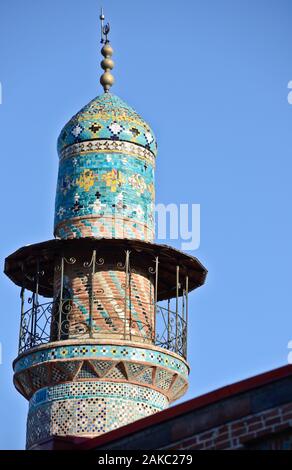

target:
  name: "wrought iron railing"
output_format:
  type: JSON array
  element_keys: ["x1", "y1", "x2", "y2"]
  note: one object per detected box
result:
[
  {"x1": 155, "y1": 304, "x2": 187, "y2": 358},
  {"x1": 18, "y1": 297, "x2": 187, "y2": 358},
  {"x1": 17, "y1": 249, "x2": 189, "y2": 359}
]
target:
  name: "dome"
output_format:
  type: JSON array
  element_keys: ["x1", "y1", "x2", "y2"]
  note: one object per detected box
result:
[{"x1": 57, "y1": 93, "x2": 157, "y2": 157}]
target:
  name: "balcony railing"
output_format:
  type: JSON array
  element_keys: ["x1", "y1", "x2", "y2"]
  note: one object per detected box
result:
[
  {"x1": 17, "y1": 248, "x2": 190, "y2": 359},
  {"x1": 18, "y1": 297, "x2": 187, "y2": 358}
]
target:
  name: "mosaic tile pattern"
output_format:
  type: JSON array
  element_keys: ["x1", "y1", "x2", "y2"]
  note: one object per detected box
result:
[
  {"x1": 57, "y1": 94, "x2": 157, "y2": 156},
  {"x1": 171, "y1": 376, "x2": 188, "y2": 399},
  {"x1": 60, "y1": 140, "x2": 155, "y2": 166},
  {"x1": 15, "y1": 356, "x2": 188, "y2": 402},
  {"x1": 30, "y1": 381, "x2": 167, "y2": 407},
  {"x1": 54, "y1": 151, "x2": 155, "y2": 240},
  {"x1": 26, "y1": 381, "x2": 167, "y2": 449},
  {"x1": 14, "y1": 344, "x2": 189, "y2": 377}
]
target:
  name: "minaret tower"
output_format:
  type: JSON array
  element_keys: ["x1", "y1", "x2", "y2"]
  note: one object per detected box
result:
[{"x1": 4, "y1": 12, "x2": 207, "y2": 450}]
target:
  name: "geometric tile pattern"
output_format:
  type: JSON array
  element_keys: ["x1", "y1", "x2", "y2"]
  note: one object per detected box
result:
[
  {"x1": 57, "y1": 93, "x2": 157, "y2": 156},
  {"x1": 171, "y1": 376, "x2": 188, "y2": 400},
  {"x1": 51, "y1": 364, "x2": 68, "y2": 384},
  {"x1": 15, "y1": 356, "x2": 188, "y2": 403},
  {"x1": 138, "y1": 367, "x2": 153, "y2": 385},
  {"x1": 26, "y1": 381, "x2": 167, "y2": 449},
  {"x1": 76, "y1": 362, "x2": 97, "y2": 379},
  {"x1": 30, "y1": 381, "x2": 168, "y2": 407},
  {"x1": 26, "y1": 400, "x2": 51, "y2": 449},
  {"x1": 154, "y1": 368, "x2": 174, "y2": 391},
  {"x1": 14, "y1": 344, "x2": 189, "y2": 378},
  {"x1": 60, "y1": 140, "x2": 155, "y2": 166}
]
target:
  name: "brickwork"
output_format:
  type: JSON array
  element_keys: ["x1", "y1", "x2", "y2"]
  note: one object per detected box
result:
[
  {"x1": 53, "y1": 261, "x2": 155, "y2": 342},
  {"x1": 55, "y1": 216, "x2": 153, "y2": 241},
  {"x1": 171, "y1": 403, "x2": 292, "y2": 450}
]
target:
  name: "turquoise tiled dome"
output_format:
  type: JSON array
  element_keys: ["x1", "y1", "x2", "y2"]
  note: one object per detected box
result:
[{"x1": 57, "y1": 93, "x2": 157, "y2": 156}]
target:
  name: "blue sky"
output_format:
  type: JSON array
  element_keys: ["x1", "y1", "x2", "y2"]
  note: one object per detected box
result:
[{"x1": 1, "y1": 0, "x2": 292, "y2": 449}]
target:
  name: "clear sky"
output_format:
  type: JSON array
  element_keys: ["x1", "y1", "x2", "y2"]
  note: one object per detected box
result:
[{"x1": 1, "y1": 0, "x2": 292, "y2": 450}]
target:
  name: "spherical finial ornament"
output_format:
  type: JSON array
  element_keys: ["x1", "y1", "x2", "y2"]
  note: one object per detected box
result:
[
  {"x1": 99, "y1": 11, "x2": 115, "y2": 93},
  {"x1": 101, "y1": 43, "x2": 113, "y2": 58},
  {"x1": 100, "y1": 72, "x2": 115, "y2": 92},
  {"x1": 100, "y1": 43, "x2": 114, "y2": 93},
  {"x1": 101, "y1": 58, "x2": 114, "y2": 70}
]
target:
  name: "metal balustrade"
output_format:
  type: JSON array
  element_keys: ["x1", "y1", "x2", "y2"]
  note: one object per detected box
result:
[
  {"x1": 18, "y1": 297, "x2": 187, "y2": 358},
  {"x1": 17, "y1": 249, "x2": 189, "y2": 359}
]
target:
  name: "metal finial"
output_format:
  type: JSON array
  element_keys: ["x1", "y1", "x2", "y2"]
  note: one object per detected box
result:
[
  {"x1": 99, "y1": 8, "x2": 114, "y2": 93},
  {"x1": 100, "y1": 7, "x2": 110, "y2": 44},
  {"x1": 99, "y1": 7, "x2": 105, "y2": 44}
]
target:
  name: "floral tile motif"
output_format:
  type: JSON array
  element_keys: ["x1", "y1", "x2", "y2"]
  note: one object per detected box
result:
[{"x1": 54, "y1": 151, "x2": 155, "y2": 241}]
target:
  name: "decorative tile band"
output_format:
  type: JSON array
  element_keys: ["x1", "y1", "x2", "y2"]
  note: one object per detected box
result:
[
  {"x1": 54, "y1": 151, "x2": 155, "y2": 240},
  {"x1": 26, "y1": 381, "x2": 167, "y2": 449},
  {"x1": 54, "y1": 215, "x2": 154, "y2": 241},
  {"x1": 15, "y1": 355, "x2": 188, "y2": 401},
  {"x1": 14, "y1": 343, "x2": 189, "y2": 378},
  {"x1": 29, "y1": 381, "x2": 168, "y2": 410},
  {"x1": 57, "y1": 93, "x2": 157, "y2": 156},
  {"x1": 60, "y1": 139, "x2": 155, "y2": 167}
]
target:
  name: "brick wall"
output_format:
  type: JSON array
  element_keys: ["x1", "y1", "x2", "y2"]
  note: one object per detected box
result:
[{"x1": 171, "y1": 403, "x2": 292, "y2": 450}]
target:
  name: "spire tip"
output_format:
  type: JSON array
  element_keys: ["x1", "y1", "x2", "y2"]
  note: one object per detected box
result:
[{"x1": 99, "y1": 9, "x2": 114, "y2": 93}]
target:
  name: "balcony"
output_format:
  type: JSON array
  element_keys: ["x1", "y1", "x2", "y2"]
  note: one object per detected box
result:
[{"x1": 5, "y1": 238, "x2": 207, "y2": 361}]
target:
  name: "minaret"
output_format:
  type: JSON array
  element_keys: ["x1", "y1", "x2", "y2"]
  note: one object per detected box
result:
[{"x1": 4, "y1": 12, "x2": 207, "y2": 450}]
